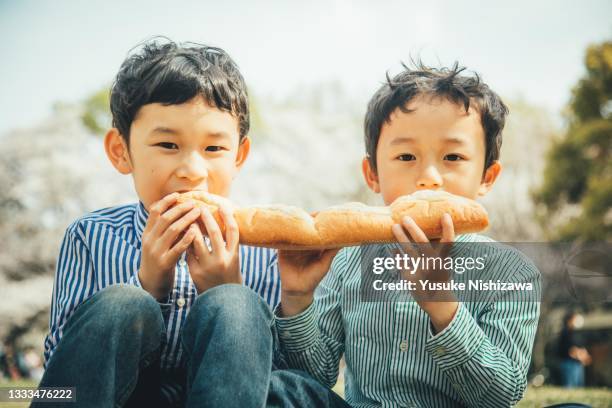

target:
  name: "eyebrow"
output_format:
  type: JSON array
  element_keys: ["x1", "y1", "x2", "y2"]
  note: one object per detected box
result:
[
  {"x1": 443, "y1": 137, "x2": 467, "y2": 145},
  {"x1": 149, "y1": 127, "x2": 231, "y2": 140},
  {"x1": 206, "y1": 131, "x2": 232, "y2": 140},
  {"x1": 150, "y1": 127, "x2": 179, "y2": 136},
  {"x1": 389, "y1": 136, "x2": 416, "y2": 146},
  {"x1": 389, "y1": 136, "x2": 468, "y2": 145}
]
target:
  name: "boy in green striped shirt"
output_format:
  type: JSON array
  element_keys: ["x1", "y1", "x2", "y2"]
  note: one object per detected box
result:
[{"x1": 276, "y1": 62, "x2": 541, "y2": 407}]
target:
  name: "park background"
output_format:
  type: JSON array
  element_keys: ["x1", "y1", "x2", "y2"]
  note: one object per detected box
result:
[{"x1": 0, "y1": 0, "x2": 610, "y2": 406}]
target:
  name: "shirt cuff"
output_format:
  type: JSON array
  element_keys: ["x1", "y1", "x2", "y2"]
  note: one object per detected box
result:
[
  {"x1": 425, "y1": 302, "x2": 486, "y2": 370},
  {"x1": 128, "y1": 272, "x2": 171, "y2": 305},
  {"x1": 128, "y1": 272, "x2": 142, "y2": 288},
  {"x1": 274, "y1": 302, "x2": 319, "y2": 353}
]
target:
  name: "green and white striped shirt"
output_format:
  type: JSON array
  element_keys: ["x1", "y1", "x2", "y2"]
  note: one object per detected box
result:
[{"x1": 275, "y1": 234, "x2": 541, "y2": 407}]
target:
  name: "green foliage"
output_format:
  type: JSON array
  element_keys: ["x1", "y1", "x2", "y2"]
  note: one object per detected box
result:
[
  {"x1": 533, "y1": 41, "x2": 612, "y2": 240},
  {"x1": 81, "y1": 86, "x2": 111, "y2": 135},
  {"x1": 570, "y1": 42, "x2": 612, "y2": 124}
]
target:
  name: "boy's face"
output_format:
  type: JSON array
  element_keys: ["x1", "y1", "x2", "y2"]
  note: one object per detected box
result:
[
  {"x1": 106, "y1": 96, "x2": 249, "y2": 210},
  {"x1": 363, "y1": 95, "x2": 500, "y2": 205}
]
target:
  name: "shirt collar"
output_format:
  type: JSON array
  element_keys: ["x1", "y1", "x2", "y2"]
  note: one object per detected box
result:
[{"x1": 134, "y1": 201, "x2": 148, "y2": 242}]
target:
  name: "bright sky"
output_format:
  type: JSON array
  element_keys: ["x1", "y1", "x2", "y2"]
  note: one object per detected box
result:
[{"x1": 0, "y1": 0, "x2": 610, "y2": 134}]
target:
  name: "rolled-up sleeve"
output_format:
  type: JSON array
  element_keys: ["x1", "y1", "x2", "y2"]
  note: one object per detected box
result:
[{"x1": 425, "y1": 260, "x2": 541, "y2": 407}]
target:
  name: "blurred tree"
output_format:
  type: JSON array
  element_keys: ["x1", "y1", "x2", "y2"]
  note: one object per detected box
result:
[
  {"x1": 532, "y1": 41, "x2": 612, "y2": 240},
  {"x1": 247, "y1": 89, "x2": 267, "y2": 139},
  {"x1": 81, "y1": 86, "x2": 111, "y2": 135},
  {"x1": 480, "y1": 98, "x2": 557, "y2": 241}
]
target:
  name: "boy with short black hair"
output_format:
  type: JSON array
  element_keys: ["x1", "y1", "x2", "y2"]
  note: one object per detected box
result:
[
  {"x1": 275, "y1": 61, "x2": 541, "y2": 407},
  {"x1": 37, "y1": 38, "x2": 285, "y2": 407}
]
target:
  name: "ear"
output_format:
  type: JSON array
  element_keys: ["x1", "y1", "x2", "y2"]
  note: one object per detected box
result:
[
  {"x1": 477, "y1": 161, "x2": 502, "y2": 196},
  {"x1": 362, "y1": 156, "x2": 381, "y2": 193},
  {"x1": 234, "y1": 136, "x2": 251, "y2": 171},
  {"x1": 104, "y1": 128, "x2": 133, "y2": 175}
]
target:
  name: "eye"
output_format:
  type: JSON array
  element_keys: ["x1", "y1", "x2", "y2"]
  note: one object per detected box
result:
[
  {"x1": 398, "y1": 154, "x2": 416, "y2": 161},
  {"x1": 444, "y1": 154, "x2": 464, "y2": 162},
  {"x1": 155, "y1": 142, "x2": 178, "y2": 150},
  {"x1": 205, "y1": 146, "x2": 224, "y2": 152}
]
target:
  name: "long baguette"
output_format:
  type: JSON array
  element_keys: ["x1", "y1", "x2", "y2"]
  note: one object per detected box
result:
[{"x1": 177, "y1": 190, "x2": 488, "y2": 249}]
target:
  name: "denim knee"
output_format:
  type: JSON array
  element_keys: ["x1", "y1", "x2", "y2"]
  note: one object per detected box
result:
[
  {"x1": 190, "y1": 284, "x2": 273, "y2": 326},
  {"x1": 71, "y1": 284, "x2": 164, "y2": 338},
  {"x1": 181, "y1": 285, "x2": 273, "y2": 346}
]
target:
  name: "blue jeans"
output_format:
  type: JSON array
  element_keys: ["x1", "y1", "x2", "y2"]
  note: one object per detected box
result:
[
  {"x1": 559, "y1": 358, "x2": 585, "y2": 388},
  {"x1": 34, "y1": 284, "x2": 349, "y2": 407}
]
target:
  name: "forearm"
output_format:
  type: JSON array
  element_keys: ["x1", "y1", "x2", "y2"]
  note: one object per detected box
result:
[
  {"x1": 280, "y1": 291, "x2": 315, "y2": 317},
  {"x1": 424, "y1": 300, "x2": 459, "y2": 334}
]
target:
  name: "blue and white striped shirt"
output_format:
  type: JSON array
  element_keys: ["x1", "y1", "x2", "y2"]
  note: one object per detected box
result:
[{"x1": 43, "y1": 202, "x2": 281, "y2": 403}]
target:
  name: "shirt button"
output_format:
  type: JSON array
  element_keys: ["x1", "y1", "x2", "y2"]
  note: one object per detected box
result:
[
  {"x1": 178, "y1": 259, "x2": 187, "y2": 267},
  {"x1": 434, "y1": 346, "x2": 447, "y2": 356},
  {"x1": 176, "y1": 297, "x2": 186, "y2": 307},
  {"x1": 399, "y1": 340, "x2": 409, "y2": 352}
]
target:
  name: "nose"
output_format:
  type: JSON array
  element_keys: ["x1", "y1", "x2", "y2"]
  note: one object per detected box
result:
[
  {"x1": 175, "y1": 151, "x2": 208, "y2": 182},
  {"x1": 416, "y1": 164, "x2": 443, "y2": 189}
]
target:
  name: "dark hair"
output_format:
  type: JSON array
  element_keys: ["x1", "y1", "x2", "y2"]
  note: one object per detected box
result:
[
  {"x1": 110, "y1": 37, "x2": 249, "y2": 145},
  {"x1": 364, "y1": 61, "x2": 508, "y2": 173}
]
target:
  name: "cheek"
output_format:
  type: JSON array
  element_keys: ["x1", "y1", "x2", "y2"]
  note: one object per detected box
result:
[
  {"x1": 212, "y1": 156, "x2": 237, "y2": 175},
  {"x1": 207, "y1": 158, "x2": 238, "y2": 194},
  {"x1": 378, "y1": 165, "x2": 413, "y2": 202},
  {"x1": 444, "y1": 167, "x2": 482, "y2": 198}
]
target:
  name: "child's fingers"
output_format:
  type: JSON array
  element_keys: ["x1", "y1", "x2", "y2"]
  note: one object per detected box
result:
[
  {"x1": 191, "y1": 223, "x2": 210, "y2": 261},
  {"x1": 306, "y1": 249, "x2": 340, "y2": 283},
  {"x1": 186, "y1": 242, "x2": 199, "y2": 266},
  {"x1": 392, "y1": 223, "x2": 411, "y2": 243},
  {"x1": 401, "y1": 216, "x2": 429, "y2": 243},
  {"x1": 440, "y1": 213, "x2": 455, "y2": 243},
  {"x1": 167, "y1": 223, "x2": 197, "y2": 262},
  {"x1": 219, "y1": 204, "x2": 239, "y2": 250},
  {"x1": 150, "y1": 192, "x2": 180, "y2": 215},
  {"x1": 391, "y1": 223, "x2": 420, "y2": 262},
  {"x1": 145, "y1": 192, "x2": 180, "y2": 232},
  {"x1": 151, "y1": 201, "x2": 196, "y2": 238},
  {"x1": 392, "y1": 223, "x2": 413, "y2": 253},
  {"x1": 401, "y1": 215, "x2": 435, "y2": 255},
  {"x1": 439, "y1": 213, "x2": 455, "y2": 258},
  {"x1": 200, "y1": 208, "x2": 225, "y2": 253},
  {"x1": 159, "y1": 207, "x2": 201, "y2": 249}
]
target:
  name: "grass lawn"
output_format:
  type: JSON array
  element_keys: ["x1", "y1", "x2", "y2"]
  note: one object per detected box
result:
[
  {"x1": 1, "y1": 380, "x2": 611, "y2": 407},
  {"x1": 1, "y1": 380, "x2": 37, "y2": 408},
  {"x1": 517, "y1": 386, "x2": 612, "y2": 407},
  {"x1": 331, "y1": 382, "x2": 612, "y2": 407}
]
